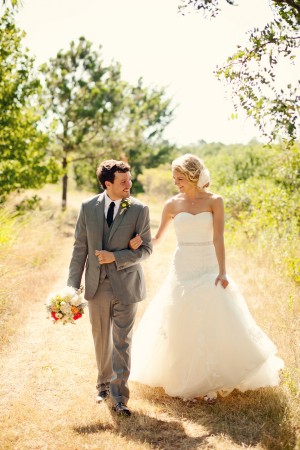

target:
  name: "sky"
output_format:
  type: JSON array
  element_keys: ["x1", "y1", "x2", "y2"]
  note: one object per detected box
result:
[{"x1": 13, "y1": 0, "x2": 293, "y2": 146}]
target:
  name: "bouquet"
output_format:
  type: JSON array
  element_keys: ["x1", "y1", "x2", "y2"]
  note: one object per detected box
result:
[{"x1": 46, "y1": 286, "x2": 86, "y2": 324}]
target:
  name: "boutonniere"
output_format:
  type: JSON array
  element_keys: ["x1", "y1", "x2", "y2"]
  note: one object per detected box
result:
[{"x1": 120, "y1": 198, "x2": 132, "y2": 215}]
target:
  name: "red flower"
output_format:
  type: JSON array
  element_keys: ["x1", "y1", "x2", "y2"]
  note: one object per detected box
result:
[
  {"x1": 51, "y1": 311, "x2": 59, "y2": 321},
  {"x1": 73, "y1": 313, "x2": 82, "y2": 320}
]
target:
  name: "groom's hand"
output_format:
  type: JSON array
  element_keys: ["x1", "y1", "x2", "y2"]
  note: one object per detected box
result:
[{"x1": 95, "y1": 250, "x2": 116, "y2": 264}]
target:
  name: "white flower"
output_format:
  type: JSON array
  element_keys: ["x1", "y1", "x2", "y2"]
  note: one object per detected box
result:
[
  {"x1": 197, "y1": 168, "x2": 210, "y2": 189},
  {"x1": 61, "y1": 286, "x2": 76, "y2": 300},
  {"x1": 55, "y1": 313, "x2": 63, "y2": 319},
  {"x1": 70, "y1": 295, "x2": 82, "y2": 307},
  {"x1": 60, "y1": 302, "x2": 72, "y2": 314}
]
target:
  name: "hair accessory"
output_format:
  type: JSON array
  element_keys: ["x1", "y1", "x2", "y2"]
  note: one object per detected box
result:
[{"x1": 197, "y1": 168, "x2": 210, "y2": 188}]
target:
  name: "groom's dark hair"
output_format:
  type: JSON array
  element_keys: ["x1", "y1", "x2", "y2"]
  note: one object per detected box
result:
[{"x1": 96, "y1": 159, "x2": 130, "y2": 190}]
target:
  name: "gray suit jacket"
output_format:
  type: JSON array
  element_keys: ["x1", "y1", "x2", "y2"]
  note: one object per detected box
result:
[{"x1": 67, "y1": 193, "x2": 152, "y2": 303}]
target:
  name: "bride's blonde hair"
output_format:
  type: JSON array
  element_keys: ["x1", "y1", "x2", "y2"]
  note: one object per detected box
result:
[{"x1": 171, "y1": 153, "x2": 210, "y2": 188}]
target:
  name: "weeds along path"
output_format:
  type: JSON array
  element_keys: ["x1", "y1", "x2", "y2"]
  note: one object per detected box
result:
[{"x1": 0, "y1": 192, "x2": 298, "y2": 450}]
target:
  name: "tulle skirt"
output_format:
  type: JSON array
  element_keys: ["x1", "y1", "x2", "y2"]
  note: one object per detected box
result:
[{"x1": 130, "y1": 246, "x2": 284, "y2": 399}]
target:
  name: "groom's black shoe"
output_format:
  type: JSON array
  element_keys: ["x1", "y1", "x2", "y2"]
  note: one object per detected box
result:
[
  {"x1": 96, "y1": 388, "x2": 110, "y2": 403},
  {"x1": 112, "y1": 402, "x2": 131, "y2": 417}
]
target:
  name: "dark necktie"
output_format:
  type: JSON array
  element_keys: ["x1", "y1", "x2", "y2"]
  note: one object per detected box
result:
[{"x1": 106, "y1": 201, "x2": 115, "y2": 227}]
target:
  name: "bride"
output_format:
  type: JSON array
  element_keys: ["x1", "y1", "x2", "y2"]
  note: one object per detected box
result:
[{"x1": 129, "y1": 153, "x2": 284, "y2": 404}]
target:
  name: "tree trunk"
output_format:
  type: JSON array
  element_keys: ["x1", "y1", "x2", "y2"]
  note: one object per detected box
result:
[{"x1": 62, "y1": 156, "x2": 68, "y2": 210}]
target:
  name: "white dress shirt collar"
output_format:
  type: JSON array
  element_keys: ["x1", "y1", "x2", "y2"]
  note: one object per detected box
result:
[{"x1": 104, "y1": 190, "x2": 122, "y2": 220}]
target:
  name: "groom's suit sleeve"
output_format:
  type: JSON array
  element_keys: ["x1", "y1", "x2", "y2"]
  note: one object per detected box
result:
[
  {"x1": 67, "y1": 203, "x2": 88, "y2": 288},
  {"x1": 114, "y1": 205, "x2": 152, "y2": 270}
]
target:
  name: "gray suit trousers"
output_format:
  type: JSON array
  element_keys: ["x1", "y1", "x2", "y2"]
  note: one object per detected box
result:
[{"x1": 88, "y1": 277, "x2": 138, "y2": 405}]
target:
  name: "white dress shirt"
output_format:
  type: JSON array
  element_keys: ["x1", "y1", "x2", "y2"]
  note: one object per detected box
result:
[{"x1": 104, "y1": 190, "x2": 122, "y2": 221}]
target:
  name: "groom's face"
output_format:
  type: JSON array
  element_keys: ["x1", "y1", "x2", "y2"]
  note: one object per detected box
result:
[{"x1": 106, "y1": 171, "x2": 132, "y2": 200}]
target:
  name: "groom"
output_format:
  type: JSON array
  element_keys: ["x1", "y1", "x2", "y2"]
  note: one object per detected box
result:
[{"x1": 67, "y1": 159, "x2": 152, "y2": 416}]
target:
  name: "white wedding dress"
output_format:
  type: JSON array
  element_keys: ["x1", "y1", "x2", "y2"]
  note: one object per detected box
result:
[{"x1": 130, "y1": 212, "x2": 284, "y2": 399}]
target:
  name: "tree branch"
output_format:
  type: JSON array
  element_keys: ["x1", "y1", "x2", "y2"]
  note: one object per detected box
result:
[
  {"x1": 69, "y1": 152, "x2": 106, "y2": 163},
  {"x1": 273, "y1": 0, "x2": 300, "y2": 15}
]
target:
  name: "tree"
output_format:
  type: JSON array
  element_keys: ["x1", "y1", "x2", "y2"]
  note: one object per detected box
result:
[
  {"x1": 41, "y1": 37, "x2": 174, "y2": 207},
  {"x1": 179, "y1": 0, "x2": 300, "y2": 144},
  {"x1": 0, "y1": 11, "x2": 59, "y2": 202},
  {"x1": 40, "y1": 37, "x2": 125, "y2": 209},
  {"x1": 100, "y1": 77, "x2": 175, "y2": 191}
]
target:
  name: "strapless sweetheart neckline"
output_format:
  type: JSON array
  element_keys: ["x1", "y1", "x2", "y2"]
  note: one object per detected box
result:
[{"x1": 174, "y1": 211, "x2": 212, "y2": 220}]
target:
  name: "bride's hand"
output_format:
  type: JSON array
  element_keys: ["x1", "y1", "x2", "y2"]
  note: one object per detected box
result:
[
  {"x1": 215, "y1": 273, "x2": 229, "y2": 289},
  {"x1": 129, "y1": 234, "x2": 143, "y2": 250}
]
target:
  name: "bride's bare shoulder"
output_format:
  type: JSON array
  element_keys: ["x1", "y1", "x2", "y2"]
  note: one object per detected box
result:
[
  {"x1": 204, "y1": 192, "x2": 224, "y2": 211},
  {"x1": 206, "y1": 191, "x2": 223, "y2": 201},
  {"x1": 209, "y1": 193, "x2": 224, "y2": 212},
  {"x1": 165, "y1": 194, "x2": 182, "y2": 205},
  {"x1": 164, "y1": 195, "x2": 183, "y2": 215},
  {"x1": 210, "y1": 192, "x2": 223, "y2": 202},
  {"x1": 206, "y1": 190, "x2": 222, "y2": 200}
]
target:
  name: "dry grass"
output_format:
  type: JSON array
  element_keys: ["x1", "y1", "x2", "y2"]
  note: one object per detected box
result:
[
  {"x1": 0, "y1": 188, "x2": 299, "y2": 450},
  {"x1": 0, "y1": 187, "x2": 83, "y2": 349}
]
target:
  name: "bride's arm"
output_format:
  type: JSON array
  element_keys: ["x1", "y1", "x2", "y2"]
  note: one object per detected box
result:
[
  {"x1": 212, "y1": 196, "x2": 229, "y2": 289},
  {"x1": 151, "y1": 200, "x2": 174, "y2": 247},
  {"x1": 129, "y1": 200, "x2": 174, "y2": 249}
]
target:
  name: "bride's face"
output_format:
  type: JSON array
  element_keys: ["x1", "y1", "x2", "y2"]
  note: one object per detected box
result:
[{"x1": 173, "y1": 170, "x2": 192, "y2": 193}]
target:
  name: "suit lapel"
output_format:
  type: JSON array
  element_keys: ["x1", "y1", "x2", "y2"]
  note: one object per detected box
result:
[{"x1": 95, "y1": 193, "x2": 105, "y2": 249}]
